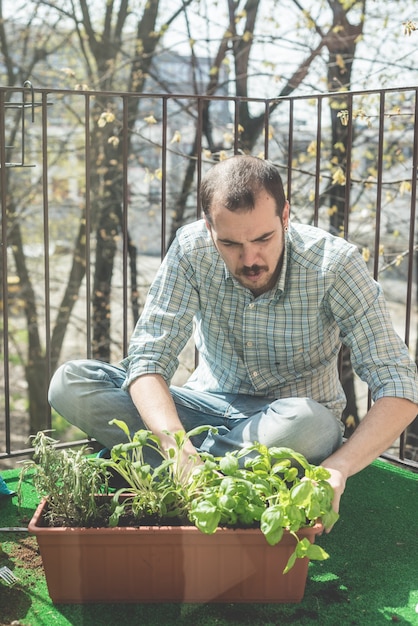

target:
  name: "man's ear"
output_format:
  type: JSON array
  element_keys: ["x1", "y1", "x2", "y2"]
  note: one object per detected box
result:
[
  {"x1": 283, "y1": 201, "x2": 290, "y2": 229},
  {"x1": 204, "y1": 216, "x2": 212, "y2": 232}
]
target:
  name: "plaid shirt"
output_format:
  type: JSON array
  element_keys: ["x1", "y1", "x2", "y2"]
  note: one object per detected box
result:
[{"x1": 122, "y1": 220, "x2": 418, "y2": 418}]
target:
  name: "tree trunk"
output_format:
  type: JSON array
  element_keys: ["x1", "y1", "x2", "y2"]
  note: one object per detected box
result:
[{"x1": 324, "y1": 3, "x2": 365, "y2": 434}]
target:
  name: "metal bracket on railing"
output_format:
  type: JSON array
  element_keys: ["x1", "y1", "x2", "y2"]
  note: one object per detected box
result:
[
  {"x1": 23, "y1": 80, "x2": 35, "y2": 123},
  {"x1": 1, "y1": 81, "x2": 49, "y2": 168}
]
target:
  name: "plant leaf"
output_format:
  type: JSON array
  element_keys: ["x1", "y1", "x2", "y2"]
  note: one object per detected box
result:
[
  {"x1": 283, "y1": 551, "x2": 297, "y2": 573},
  {"x1": 219, "y1": 455, "x2": 239, "y2": 475},
  {"x1": 303, "y1": 542, "x2": 330, "y2": 562},
  {"x1": 184, "y1": 424, "x2": 218, "y2": 439},
  {"x1": 290, "y1": 480, "x2": 314, "y2": 506},
  {"x1": 109, "y1": 419, "x2": 131, "y2": 439},
  {"x1": 190, "y1": 501, "x2": 221, "y2": 534},
  {"x1": 260, "y1": 506, "x2": 284, "y2": 545}
]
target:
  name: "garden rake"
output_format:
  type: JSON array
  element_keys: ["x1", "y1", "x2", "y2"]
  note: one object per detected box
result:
[
  {"x1": 0, "y1": 527, "x2": 26, "y2": 585},
  {"x1": 0, "y1": 565, "x2": 19, "y2": 586}
]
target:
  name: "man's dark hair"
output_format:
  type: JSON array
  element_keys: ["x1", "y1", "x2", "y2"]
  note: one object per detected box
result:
[{"x1": 200, "y1": 155, "x2": 287, "y2": 224}]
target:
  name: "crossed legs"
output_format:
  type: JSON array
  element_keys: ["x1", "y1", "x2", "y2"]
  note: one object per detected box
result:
[{"x1": 48, "y1": 359, "x2": 343, "y2": 465}]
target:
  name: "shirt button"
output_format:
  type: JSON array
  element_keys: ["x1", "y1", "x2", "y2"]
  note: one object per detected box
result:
[
  {"x1": 246, "y1": 341, "x2": 253, "y2": 347},
  {"x1": 248, "y1": 303, "x2": 255, "y2": 309},
  {"x1": 252, "y1": 371, "x2": 258, "y2": 378}
]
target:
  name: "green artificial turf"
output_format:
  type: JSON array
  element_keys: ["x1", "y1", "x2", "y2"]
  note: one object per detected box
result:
[{"x1": 0, "y1": 458, "x2": 417, "y2": 626}]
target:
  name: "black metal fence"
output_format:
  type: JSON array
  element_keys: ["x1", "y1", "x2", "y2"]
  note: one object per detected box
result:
[{"x1": 1, "y1": 84, "x2": 417, "y2": 468}]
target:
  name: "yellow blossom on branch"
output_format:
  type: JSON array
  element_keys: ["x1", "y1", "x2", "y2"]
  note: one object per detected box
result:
[
  {"x1": 332, "y1": 167, "x2": 346, "y2": 186},
  {"x1": 337, "y1": 110, "x2": 349, "y2": 126},
  {"x1": 399, "y1": 180, "x2": 412, "y2": 195},
  {"x1": 336, "y1": 54, "x2": 346, "y2": 72},
  {"x1": 362, "y1": 247, "x2": 370, "y2": 262},
  {"x1": 307, "y1": 141, "x2": 317, "y2": 156},
  {"x1": 98, "y1": 111, "x2": 115, "y2": 128},
  {"x1": 170, "y1": 130, "x2": 181, "y2": 144},
  {"x1": 403, "y1": 20, "x2": 417, "y2": 36}
]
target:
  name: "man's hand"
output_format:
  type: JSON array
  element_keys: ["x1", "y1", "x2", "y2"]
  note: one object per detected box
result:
[
  {"x1": 321, "y1": 465, "x2": 347, "y2": 531},
  {"x1": 321, "y1": 397, "x2": 417, "y2": 531},
  {"x1": 178, "y1": 449, "x2": 204, "y2": 484},
  {"x1": 159, "y1": 431, "x2": 203, "y2": 484}
]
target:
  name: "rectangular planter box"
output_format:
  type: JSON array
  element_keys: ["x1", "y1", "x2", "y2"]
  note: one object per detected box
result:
[{"x1": 29, "y1": 497, "x2": 322, "y2": 604}]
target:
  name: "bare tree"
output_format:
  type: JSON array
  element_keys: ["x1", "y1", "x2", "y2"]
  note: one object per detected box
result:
[
  {"x1": 0, "y1": 0, "x2": 193, "y2": 431},
  {"x1": 0, "y1": 1, "x2": 79, "y2": 432},
  {"x1": 46, "y1": 0, "x2": 195, "y2": 361}
]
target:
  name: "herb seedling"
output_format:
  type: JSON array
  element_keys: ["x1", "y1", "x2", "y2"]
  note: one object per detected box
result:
[{"x1": 19, "y1": 431, "x2": 110, "y2": 527}]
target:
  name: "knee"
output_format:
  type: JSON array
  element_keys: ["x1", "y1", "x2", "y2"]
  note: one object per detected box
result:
[
  {"x1": 48, "y1": 359, "x2": 89, "y2": 407},
  {"x1": 266, "y1": 396, "x2": 343, "y2": 464}
]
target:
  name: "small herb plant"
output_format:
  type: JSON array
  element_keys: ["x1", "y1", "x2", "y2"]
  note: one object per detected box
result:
[
  {"x1": 97, "y1": 419, "x2": 339, "y2": 572},
  {"x1": 18, "y1": 431, "x2": 111, "y2": 527}
]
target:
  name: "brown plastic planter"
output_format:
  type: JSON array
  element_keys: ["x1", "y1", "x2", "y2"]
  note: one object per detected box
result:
[{"x1": 28, "y1": 497, "x2": 323, "y2": 604}]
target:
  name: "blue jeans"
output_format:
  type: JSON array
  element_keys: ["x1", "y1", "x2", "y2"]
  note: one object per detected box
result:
[{"x1": 48, "y1": 359, "x2": 344, "y2": 465}]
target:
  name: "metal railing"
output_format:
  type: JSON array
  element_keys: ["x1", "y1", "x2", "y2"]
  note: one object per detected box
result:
[{"x1": 1, "y1": 84, "x2": 417, "y2": 469}]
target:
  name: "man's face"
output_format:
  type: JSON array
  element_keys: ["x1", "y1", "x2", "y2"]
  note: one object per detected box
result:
[{"x1": 206, "y1": 191, "x2": 289, "y2": 297}]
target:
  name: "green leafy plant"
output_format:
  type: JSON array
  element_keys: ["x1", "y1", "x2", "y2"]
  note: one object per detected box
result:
[
  {"x1": 98, "y1": 420, "x2": 217, "y2": 526},
  {"x1": 22, "y1": 424, "x2": 338, "y2": 572},
  {"x1": 97, "y1": 420, "x2": 339, "y2": 572},
  {"x1": 18, "y1": 431, "x2": 111, "y2": 527}
]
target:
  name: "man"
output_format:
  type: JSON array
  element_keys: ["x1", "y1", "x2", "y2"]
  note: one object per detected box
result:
[{"x1": 49, "y1": 155, "x2": 418, "y2": 515}]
